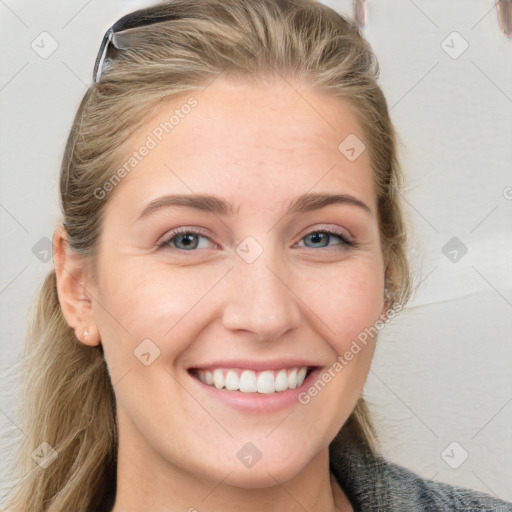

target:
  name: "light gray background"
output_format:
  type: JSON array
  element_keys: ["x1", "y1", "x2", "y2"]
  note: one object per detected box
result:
[{"x1": 1, "y1": 0, "x2": 511, "y2": 503}]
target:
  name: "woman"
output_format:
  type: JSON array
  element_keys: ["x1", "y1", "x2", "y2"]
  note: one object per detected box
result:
[{"x1": 3, "y1": 0, "x2": 511, "y2": 510}]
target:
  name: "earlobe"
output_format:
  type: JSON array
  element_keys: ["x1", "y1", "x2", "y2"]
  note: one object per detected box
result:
[
  {"x1": 76, "y1": 325, "x2": 101, "y2": 347},
  {"x1": 52, "y1": 224, "x2": 101, "y2": 347}
]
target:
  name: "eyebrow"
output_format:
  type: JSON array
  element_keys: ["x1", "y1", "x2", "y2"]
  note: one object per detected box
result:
[{"x1": 137, "y1": 191, "x2": 372, "y2": 221}]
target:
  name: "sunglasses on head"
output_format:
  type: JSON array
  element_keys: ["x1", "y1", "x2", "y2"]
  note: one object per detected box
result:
[{"x1": 93, "y1": 7, "x2": 179, "y2": 83}]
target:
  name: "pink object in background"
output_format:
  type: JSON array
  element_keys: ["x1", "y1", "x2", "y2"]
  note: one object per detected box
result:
[
  {"x1": 496, "y1": 0, "x2": 512, "y2": 37},
  {"x1": 353, "y1": 0, "x2": 367, "y2": 29}
]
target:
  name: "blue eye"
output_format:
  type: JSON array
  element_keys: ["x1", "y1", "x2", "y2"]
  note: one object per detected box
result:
[
  {"x1": 298, "y1": 229, "x2": 354, "y2": 249},
  {"x1": 158, "y1": 227, "x2": 213, "y2": 251},
  {"x1": 157, "y1": 228, "x2": 355, "y2": 251}
]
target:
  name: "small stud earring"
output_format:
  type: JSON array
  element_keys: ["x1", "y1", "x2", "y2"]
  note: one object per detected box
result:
[{"x1": 82, "y1": 330, "x2": 89, "y2": 340}]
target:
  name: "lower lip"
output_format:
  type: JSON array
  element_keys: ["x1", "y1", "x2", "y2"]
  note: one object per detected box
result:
[{"x1": 187, "y1": 367, "x2": 323, "y2": 413}]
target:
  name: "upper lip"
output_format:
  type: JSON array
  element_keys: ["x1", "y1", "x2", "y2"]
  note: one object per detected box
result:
[{"x1": 187, "y1": 359, "x2": 321, "y2": 372}]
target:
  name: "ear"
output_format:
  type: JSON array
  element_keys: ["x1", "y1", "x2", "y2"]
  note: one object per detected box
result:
[
  {"x1": 52, "y1": 224, "x2": 101, "y2": 347},
  {"x1": 380, "y1": 288, "x2": 392, "y2": 321},
  {"x1": 379, "y1": 254, "x2": 392, "y2": 320}
]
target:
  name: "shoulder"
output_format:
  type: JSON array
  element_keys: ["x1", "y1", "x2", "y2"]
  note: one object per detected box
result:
[
  {"x1": 370, "y1": 455, "x2": 512, "y2": 511},
  {"x1": 329, "y1": 437, "x2": 512, "y2": 511}
]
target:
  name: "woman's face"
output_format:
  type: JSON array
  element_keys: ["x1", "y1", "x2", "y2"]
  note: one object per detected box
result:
[{"x1": 88, "y1": 77, "x2": 386, "y2": 486}]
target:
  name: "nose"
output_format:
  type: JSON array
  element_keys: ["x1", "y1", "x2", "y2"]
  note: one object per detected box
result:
[{"x1": 221, "y1": 248, "x2": 302, "y2": 342}]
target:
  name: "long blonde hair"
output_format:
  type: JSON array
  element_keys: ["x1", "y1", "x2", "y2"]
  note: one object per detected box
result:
[{"x1": 2, "y1": 0, "x2": 412, "y2": 510}]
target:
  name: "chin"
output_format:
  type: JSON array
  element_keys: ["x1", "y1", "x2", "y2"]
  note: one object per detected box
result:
[
  {"x1": 222, "y1": 461, "x2": 307, "y2": 489},
  {"x1": 207, "y1": 442, "x2": 316, "y2": 489}
]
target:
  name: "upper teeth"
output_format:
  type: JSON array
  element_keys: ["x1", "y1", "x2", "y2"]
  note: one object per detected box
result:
[{"x1": 195, "y1": 367, "x2": 309, "y2": 394}]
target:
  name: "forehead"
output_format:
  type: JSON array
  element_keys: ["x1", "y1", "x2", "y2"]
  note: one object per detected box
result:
[{"x1": 105, "y1": 76, "x2": 376, "y2": 215}]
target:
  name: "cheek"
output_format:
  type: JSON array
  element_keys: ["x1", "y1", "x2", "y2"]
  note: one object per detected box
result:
[
  {"x1": 293, "y1": 259, "x2": 385, "y2": 353},
  {"x1": 92, "y1": 261, "x2": 225, "y2": 373}
]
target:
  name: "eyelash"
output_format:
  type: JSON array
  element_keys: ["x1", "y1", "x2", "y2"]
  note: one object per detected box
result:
[{"x1": 157, "y1": 227, "x2": 357, "y2": 252}]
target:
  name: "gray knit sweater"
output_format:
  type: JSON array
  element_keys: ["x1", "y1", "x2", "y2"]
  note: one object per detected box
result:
[{"x1": 329, "y1": 437, "x2": 512, "y2": 511}]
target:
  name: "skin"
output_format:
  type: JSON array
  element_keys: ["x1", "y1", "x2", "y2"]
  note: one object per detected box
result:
[{"x1": 54, "y1": 76, "x2": 388, "y2": 512}]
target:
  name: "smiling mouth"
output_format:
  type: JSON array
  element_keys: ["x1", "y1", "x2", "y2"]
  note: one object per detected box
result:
[{"x1": 188, "y1": 366, "x2": 316, "y2": 394}]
